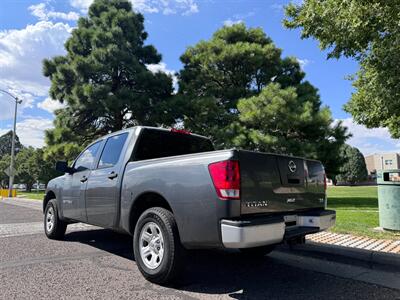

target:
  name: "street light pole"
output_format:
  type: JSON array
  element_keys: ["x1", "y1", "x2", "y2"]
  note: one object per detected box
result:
[{"x1": 0, "y1": 89, "x2": 22, "y2": 198}]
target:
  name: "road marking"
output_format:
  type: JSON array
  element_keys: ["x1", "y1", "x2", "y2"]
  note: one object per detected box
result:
[{"x1": 1, "y1": 198, "x2": 42, "y2": 211}]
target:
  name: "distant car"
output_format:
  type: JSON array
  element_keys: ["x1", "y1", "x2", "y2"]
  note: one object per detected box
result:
[
  {"x1": 16, "y1": 184, "x2": 26, "y2": 190},
  {"x1": 43, "y1": 126, "x2": 336, "y2": 284},
  {"x1": 33, "y1": 183, "x2": 46, "y2": 190}
]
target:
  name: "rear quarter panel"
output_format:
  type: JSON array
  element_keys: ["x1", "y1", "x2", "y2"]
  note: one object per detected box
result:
[{"x1": 120, "y1": 150, "x2": 239, "y2": 248}]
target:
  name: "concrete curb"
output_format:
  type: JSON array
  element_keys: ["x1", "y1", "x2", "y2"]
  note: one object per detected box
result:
[{"x1": 285, "y1": 241, "x2": 400, "y2": 270}]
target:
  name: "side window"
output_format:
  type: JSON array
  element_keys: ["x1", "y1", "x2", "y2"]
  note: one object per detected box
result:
[
  {"x1": 74, "y1": 141, "x2": 101, "y2": 172},
  {"x1": 98, "y1": 133, "x2": 128, "y2": 168}
]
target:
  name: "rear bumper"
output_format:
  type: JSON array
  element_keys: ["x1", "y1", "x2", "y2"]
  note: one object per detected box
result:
[{"x1": 221, "y1": 210, "x2": 336, "y2": 249}]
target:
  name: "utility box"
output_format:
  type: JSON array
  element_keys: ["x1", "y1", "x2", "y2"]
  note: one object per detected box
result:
[
  {"x1": 0, "y1": 189, "x2": 16, "y2": 198},
  {"x1": 377, "y1": 170, "x2": 400, "y2": 231}
]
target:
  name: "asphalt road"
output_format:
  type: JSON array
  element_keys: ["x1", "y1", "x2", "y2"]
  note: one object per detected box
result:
[{"x1": 0, "y1": 199, "x2": 399, "y2": 300}]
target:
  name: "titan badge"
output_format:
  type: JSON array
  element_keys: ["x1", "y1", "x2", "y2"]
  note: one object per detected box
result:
[{"x1": 245, "y1": 200, "x2": 268, "y2": 208}]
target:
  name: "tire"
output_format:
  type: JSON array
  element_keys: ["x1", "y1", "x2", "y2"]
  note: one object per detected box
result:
[
  {"x1": 133, "y1": 207, "x2": 184, "y2": 285},
  {"x1": 44, "y1": 199, "x2": 67, "y2": 240},
  {"x1": 239, "y1": 245, "x2": 276, "y2": 258}
]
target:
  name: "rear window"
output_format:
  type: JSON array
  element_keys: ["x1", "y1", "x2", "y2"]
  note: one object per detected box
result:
[
  {"x1": 133, "y1": 129, "x2": 214, "y2": 161},
  {"x1": 98, "y1": 133, "x2": 128, "y2": 168}
]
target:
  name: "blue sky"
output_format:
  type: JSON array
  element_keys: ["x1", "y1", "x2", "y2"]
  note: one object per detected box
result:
[{"x1": 0, "y1": 0, "x2": 398, "y2": 154}]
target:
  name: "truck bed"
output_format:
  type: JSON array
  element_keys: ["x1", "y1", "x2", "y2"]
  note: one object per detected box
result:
[{"x1": 237, "y1": 150, "x2": 326, "y2": 215}]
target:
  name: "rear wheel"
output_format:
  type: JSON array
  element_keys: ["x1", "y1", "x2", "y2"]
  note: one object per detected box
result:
[
  {"x1": 133, "y1": 207, "x2": 184, "y2": 285},
  {"x1": 239, "y1": 245, "x2": 276, "y2": 258},
  {"x1": 44, "y1": 199, "x2": 67, "y2": 240}
]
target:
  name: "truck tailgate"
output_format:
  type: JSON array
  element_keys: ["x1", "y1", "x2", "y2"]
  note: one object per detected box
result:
[{"x1": 238, "y1": 150, "x2": 325, "y2": 215}]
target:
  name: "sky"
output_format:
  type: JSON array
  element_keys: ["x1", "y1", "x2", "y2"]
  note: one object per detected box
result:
[{"x1": 0, "y1": 0, "x2": 398, "y2": 155}]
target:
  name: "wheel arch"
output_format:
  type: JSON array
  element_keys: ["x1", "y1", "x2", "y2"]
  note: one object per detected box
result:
[
  {"x1": 43, "y1": 190, "x2": 56, "y2": 213},
  {"x1": 128, "y1": 191, "x2": 174, "y2": 235}
]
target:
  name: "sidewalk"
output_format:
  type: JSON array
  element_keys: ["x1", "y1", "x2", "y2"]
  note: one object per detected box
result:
[
  {"x1": 307, "y1": 231, "x2": 400, "y2": 254},
  {"x1": 284, "y1": 231, "x2": 400, "y2": 272}
]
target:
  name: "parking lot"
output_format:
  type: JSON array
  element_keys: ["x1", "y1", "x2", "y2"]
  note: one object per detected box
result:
[{"x1": 0, "y1": 199, "x2": 399, "y2": 300}]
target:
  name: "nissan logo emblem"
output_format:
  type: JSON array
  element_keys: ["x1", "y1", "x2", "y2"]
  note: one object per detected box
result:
[{"x1": 288, "y1": 160, "x2": 297, "y2": 173}]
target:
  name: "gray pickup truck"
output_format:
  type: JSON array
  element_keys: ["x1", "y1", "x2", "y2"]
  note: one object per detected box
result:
[{"x1": 44, "y1": 126, "x2": 335, "y2": 284}]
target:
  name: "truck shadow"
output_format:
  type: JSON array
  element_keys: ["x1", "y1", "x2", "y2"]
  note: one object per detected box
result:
[
  {"x1": 64, "y1": 228, "x2": 134, "y2": 260},
  {"x1": 63, "y1": 228, "x2": 380, "y2": 299}
]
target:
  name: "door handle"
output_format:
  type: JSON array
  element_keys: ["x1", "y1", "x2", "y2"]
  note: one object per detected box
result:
[
  {"x1": 80, "y1": 176, "x2": 88, "y2": 183},
  {"x1": 108, "y1": 172, "x2": 118, "y2": 180}
]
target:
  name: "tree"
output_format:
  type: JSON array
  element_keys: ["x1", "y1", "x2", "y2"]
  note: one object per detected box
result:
[
  {"x1": 15, "y1": 148, "x2": 39, "y2": 192},
  {"x1": 178, "y1": 24, "x2": 282, "y2": 146},
  {"x1": 336, "y1": 144, "x2": 368, "y2": 184},
  {"x1": 43, "y1": 0, "x2": 177, "y2": 160},
  {"x1": 284, "y1": 1, "x2": 400, "y2": 137},
  {"x1": 178, "y1": 24, "x2": 349, "y2": 177},
  {"x1": 36, "y1": 148, "x2": 61, "y2": 184},
  {"x1": 0, "y1": 131, "x2": 23, "y2": 159},
  {"x1": 44, "y1": 110, "x2": 87, "y2": 163},
  {"x1": 233, "y1": 83, "x2": 348, "y2": 177},
  {"x1": 13, "y1": 148, "x2": 60, "y2": 191},
  {"x1": 0, "y1": 155, "x2": 10, "y2": 189}
]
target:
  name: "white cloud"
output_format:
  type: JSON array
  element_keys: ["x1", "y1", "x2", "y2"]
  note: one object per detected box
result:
[
  {"x1": 131, "y1": 0, "x2": 199, "y2": 15},
  {"x1": 297, "y1": 58, "x2": 312, "y2": 68},
  {"x1": 223, "y1": 19, "x2": 243, "y2": 27},
  {"x1": 0, "y1": 118, "x2": 53, "y2": 148},
  {"x1": 0, "y1": 21, "x2": 72, "y2": 119},
  {"x1": 270, "y1": 3, "x2": 284, "y2": 13},
  {"x1": 0, "y1": 21, "x2": 72, "y2": 95},
  {"x1": 223, "y1": 11, "x2": 255, "y2": 26},
  {"x1": 37, "y1": 97, "x2": 66, "y2": 113},
  {"x1": 146, "y1": 62, "x2": 178, "y2": 91},
  {"x1": 0, "y1": 89, "x2": 35, "y2": 121},
  {"x1": 17, "y1": 118, "x2": 53, "y2": 148},
  {"x1": 29, "y1": 3, "x2": 80, "y2": 21},
  {"x1": 70, "y1": 0, "x2": 199, "y2": 15},
  {"x1": 338, "y1": 118, "x2": 400, "y2": 155},
  {"x1": 70, "y1": 0, "x2": 93, "y2": 12}
]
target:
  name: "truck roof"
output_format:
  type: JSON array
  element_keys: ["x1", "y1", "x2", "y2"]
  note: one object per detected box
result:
[{"x1": 88, "y1": 126, "x2": 210, "y2": 146}]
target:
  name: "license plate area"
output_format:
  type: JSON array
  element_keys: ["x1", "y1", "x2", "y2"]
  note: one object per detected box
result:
[{"x1": 284, "y1": 215, "x2": 298, "y2": 228}]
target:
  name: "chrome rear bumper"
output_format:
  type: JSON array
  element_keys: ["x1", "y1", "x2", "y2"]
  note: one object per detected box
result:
[{"x1": 221, "y1": 210, "x2": 336, "y2": 249}]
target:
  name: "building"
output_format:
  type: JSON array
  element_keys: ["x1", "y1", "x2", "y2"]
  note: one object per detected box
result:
[{"x1": 364, "y1": 153, "x2": 400, "y2": 178}]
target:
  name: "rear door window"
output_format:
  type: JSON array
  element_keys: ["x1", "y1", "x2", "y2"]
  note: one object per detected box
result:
[{"x1": 98, "y1": 133, "x2": 129, "y2": 168}]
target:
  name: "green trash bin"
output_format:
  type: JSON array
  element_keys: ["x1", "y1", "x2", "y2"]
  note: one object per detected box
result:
[{"x1": 377, "y1": 170, "x2": 400, "y2": 231}]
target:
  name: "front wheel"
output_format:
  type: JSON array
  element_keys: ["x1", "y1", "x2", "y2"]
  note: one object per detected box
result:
[
  {"x1": 44, "y1": 199, "x2": 67, "y2": 240},
  {"x1": 133, "y1": 207, "x2": 184, "y2": 285}
]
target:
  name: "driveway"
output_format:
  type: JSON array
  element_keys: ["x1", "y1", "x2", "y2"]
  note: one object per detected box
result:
[{"x1": 0, "y1": 199, "x2": 399, "y2": 299}]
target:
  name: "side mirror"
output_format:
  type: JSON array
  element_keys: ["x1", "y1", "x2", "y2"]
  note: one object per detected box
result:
[{"x1": 56, "y1": 161, "x2": 73, "y2": 174}]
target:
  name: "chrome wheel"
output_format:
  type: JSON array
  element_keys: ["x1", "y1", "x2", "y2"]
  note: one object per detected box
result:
[
  {"x1": 46, "y1": 206, "x2": 55, "y2": 233},
  {"x1": 139, "y1": 222, "x2": 164, "y2": 270}
]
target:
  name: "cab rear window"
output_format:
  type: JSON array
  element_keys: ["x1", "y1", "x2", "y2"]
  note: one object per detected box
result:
[{"x1": 133, "y1": 129, "x2": 214, "y2": 161}]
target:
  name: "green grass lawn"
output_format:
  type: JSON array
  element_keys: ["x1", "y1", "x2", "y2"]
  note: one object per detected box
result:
[
  {"x1": 327, "y1": 186, "x2": 400, "y2": 240},
  {"x1": 17, "y1": 191, "x2": 45, "y2": 200}
]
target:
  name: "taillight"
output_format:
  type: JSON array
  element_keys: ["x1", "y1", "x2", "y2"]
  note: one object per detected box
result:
[
  {"x1": 324, "y1": 173, "x2": 327, "y2": 191},
  {"x1": 208, "y1": 160, "x2": 240, "y2": 200}
]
